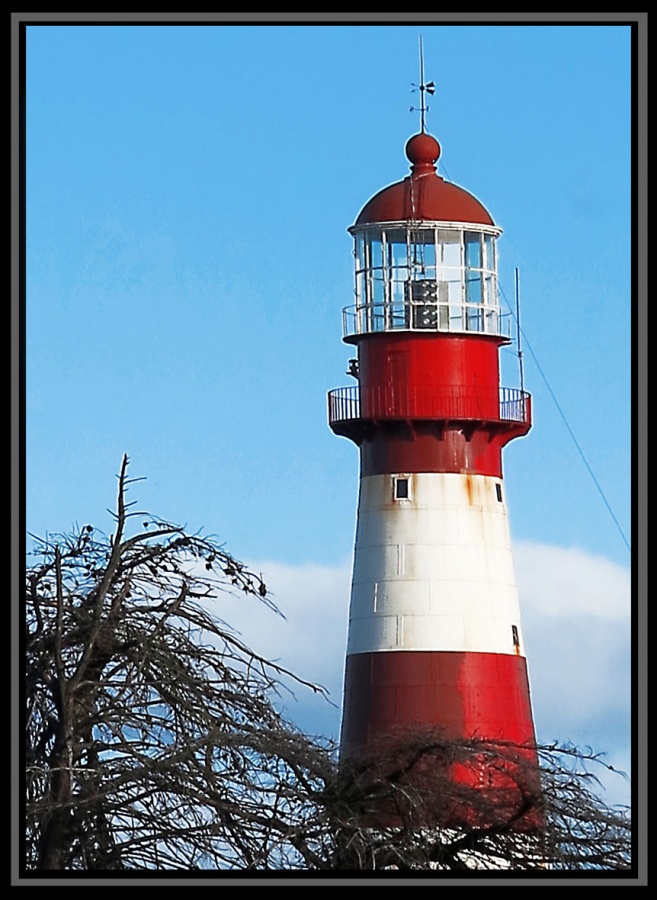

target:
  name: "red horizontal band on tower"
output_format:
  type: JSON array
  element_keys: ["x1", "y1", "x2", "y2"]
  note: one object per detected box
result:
[
  {"x1": 359, "y1": 333, "x2": 505, "y2": 402},
  {"x1": 357, "y1": 426, "x2": 518, "y2": 478},
  {"x1": 341, "y1": 650, "x2": 536, "y2": 757}
]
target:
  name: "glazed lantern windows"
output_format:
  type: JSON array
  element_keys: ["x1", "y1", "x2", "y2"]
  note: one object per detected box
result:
[{"x1": 348, "y1": 225, "x2": 507, "y2": 339}]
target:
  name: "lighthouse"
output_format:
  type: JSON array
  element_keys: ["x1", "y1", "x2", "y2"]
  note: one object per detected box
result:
[{"x1": 328, "y1": 123, "x2": 537, "y2": 787}]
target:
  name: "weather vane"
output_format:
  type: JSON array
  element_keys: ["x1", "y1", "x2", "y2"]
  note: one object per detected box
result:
[{"x1": 410, "y1": 35, "x2": 435, "y2": 133}]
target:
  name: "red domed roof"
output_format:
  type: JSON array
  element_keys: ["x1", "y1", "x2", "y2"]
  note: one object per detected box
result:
[{"x1": 352, "y1": 132, "x2": 495, "y2": 228}]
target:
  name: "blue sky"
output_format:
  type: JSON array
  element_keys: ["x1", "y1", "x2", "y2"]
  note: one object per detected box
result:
[{"x1": 23, "y1": 19, "x2": 637, "y2": 806}]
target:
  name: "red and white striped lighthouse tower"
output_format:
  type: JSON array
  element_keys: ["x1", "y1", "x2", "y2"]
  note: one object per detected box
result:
[{"x1": 328, "y1": 123, "x2": 537, "y2": 769}]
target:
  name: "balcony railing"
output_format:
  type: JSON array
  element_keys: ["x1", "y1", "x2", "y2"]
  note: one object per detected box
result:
[
  {"x1": 342, "y1": 301, "x2": 513, "y2": 341},
  {"x1": 328, "y1": 385, "x2": 531, "y2": 428}
]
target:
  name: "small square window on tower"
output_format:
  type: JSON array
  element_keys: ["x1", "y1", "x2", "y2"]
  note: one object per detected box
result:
[
  {"x1": 394, "y1": 477, "x2": 410, "y2": 500},
  {"x1": 496, "y1": 483, "x2": 503, "y2": 503}
]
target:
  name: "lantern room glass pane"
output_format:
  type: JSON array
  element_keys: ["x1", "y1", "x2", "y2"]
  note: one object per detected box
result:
[
  {"x1": 447, "y1": 280, "x2": 461, "y2": 305},
  {"x1": 449, "y1": 306, "x2": 464, "y2": 329},
  {"x1": 483, "y1": 233, "x2": 495, "y2": 270},
  {"x1": 356, "y1": 271, "x2": 366, "y2": 305},
  {"x1": 483, "y1": 273, "x2": 495, "y2": 305},
  {"x1": 409, "y1": 230, "x2": 436, "y2": 276},
  {"x1": 466, "y1": 306, "x2": 483, "y2": 331},
  {"x1": 391, "y1": 277, "x2": 406, "y2": 305},
  {"x1": 437, "y1": 230, "x2": 461, "y2": 267},
  {"x1": 372, "y1": 306, "x2": 385, "y2": 331},
  {"x1": 372, "y1": 273, "x2": 384, "y2": 303},
  {"x1": 368, "y1": 236, "x2": 384, "y2": 271},
  {"x1": 385, "y1": 229, "x2": 408, "y2": 268},
  {"x1": 466, "y1": 272, "x2": 482, "y2": 305},
  {"x1": 485, "y1": 307, "x2": 498, "y2": 333},
  {"x1": 465, "y1": 232, "x2": 482, "y2": 269},
  {"x1": 355, "y1": 233, "x2": 366, "y2": 271},
  {"x1": 390, "y1": 299, "x2": 407, "y2": 329}
]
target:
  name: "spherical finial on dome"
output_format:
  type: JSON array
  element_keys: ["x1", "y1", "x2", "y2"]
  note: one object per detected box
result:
[{"x1": 405, "y1": 132, "x2": 441, "y2": 175}]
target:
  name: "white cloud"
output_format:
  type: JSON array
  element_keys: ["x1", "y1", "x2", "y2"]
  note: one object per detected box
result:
[
  {"x1": 237, "y1": 559, "x2": 352, "y2": 692},
  {"x1": 514, "y1": 541, "x2": 631, "y2": 738},
  {"x1": 210, "y1": 559, "x2": 352, "y2": 738},
  {"x1": 515, "y1": 541, "x2": 631, "y2": 804},
  {"x1": 514, "y1": 541, "x2": 631, "y2": 619}
]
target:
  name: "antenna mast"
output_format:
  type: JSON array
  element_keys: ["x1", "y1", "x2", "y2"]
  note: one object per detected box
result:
[{"x1": 515, "y1": 267, "x2": 525, "y2": 394}]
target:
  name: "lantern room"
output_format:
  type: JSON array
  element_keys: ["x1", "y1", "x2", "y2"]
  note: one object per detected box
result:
[{"x1": 343, "y1": 132, "x2": 510, "y2": 343}]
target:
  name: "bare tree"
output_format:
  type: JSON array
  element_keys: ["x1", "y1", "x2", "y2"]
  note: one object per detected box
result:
[
  {"x1": 25, "y1": 454, "x2": 332, "y2": 870},
  {"x1": 24, "y1": 456, "x2": 631, "y2": 872},
  {"x1": 302, "y1": 731, "x2": 632, "y2": 871}
]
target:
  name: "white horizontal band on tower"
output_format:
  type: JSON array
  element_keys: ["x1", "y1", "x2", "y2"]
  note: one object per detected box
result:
[{"x1": 346, "y1": 472, "x2": 526, "y2": 657}]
